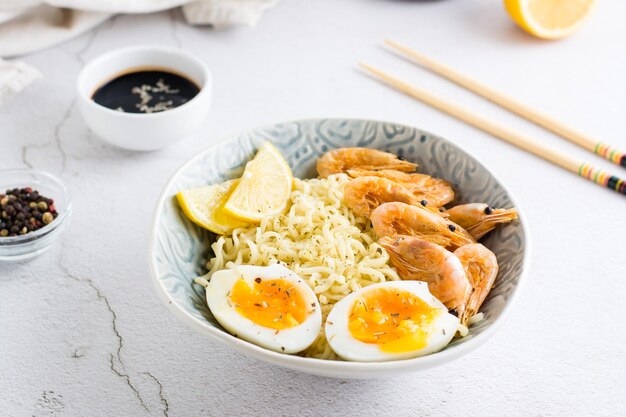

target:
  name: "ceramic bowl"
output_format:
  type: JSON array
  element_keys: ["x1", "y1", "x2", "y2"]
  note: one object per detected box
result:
[
  {"x1": 76, "y1": 45, "x2": 212, "y2": 151},
  {"x1": 149, "y1": 119, "x2": 530, "y2": 378},
  {"x1": 0, "y1": 169, "x2": 71, "y2": 262}
]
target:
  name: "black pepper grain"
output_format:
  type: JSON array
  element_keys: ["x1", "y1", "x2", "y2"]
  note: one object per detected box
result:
[
  {"x1": 448, "y1": 224, "x2": 456, "y2": 232},
  {"x1": 484, "y1": 206, "x2": 493, "y2": 215}
]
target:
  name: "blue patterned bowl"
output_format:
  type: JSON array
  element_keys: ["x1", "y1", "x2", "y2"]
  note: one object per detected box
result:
[{"x1": 149, "y1": 119, "x2": 530, "y2": 378}]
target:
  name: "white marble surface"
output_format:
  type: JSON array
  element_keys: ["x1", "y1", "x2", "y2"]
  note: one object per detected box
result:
[{"x1": 1, "y1": 1, "x2": 626, "y2": 416}]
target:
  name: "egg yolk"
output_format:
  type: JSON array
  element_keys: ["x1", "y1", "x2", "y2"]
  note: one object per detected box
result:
[
  {"x1": 230, "y1": 278, "x2": 310, "y2": 330},
  {"x1": 348, "y1": 287, "x2": 440, "y2": 353}
]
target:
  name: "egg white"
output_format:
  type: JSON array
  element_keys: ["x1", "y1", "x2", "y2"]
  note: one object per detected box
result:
[
  {"x1": 325, "y1": 281, "x2": 459, "y2": 362},
  {"x1": 205, "y1": 264, "x2": 322, "y2": 354}
]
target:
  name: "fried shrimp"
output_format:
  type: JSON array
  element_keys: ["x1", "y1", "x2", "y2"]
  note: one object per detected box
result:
[
  {"x1": 371, "y1": 202, "x2": 476, "y2": 249},
  {"x1": 454, "y1": 244, "x2": 499, "y2": 325},
  {"x1": 316, "y1": 148, "x2": 417, "y2": 178},
  {"x1": 343, "y1": 176, "x2": 417, "y2": 217},
  {"x1": 379, "y1": 235, "x2": 471, "y2": 318},
  {"x1": 347, "y1": 169, "x2": 454, "y2": 206},
  {"x1": 446, "y1": 203, "x2": 518, "y2": 240}
]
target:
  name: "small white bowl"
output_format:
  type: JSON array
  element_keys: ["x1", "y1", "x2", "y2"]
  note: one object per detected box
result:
[{"x1": 77, "y1": 45, "x2": 212, "y2": 151}]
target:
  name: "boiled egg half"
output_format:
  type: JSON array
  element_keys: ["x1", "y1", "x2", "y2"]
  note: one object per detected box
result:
[
  {"x1": 205, "y1": 264, "x2": 322, "y2": 354},
  {"x1": 325, "y1": 281, "x2": 459, "y2": 362}
]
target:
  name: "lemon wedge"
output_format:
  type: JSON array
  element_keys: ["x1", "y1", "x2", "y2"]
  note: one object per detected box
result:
[
  {"x1": 223, "y1": 142, "x2": 293, "y2": 222},
  {"x1": 176, "y1": 179, "x2": 248, "y2": 235},
  {"x1": 504, "y1": 0, "x2": 596, "y2": 40}
]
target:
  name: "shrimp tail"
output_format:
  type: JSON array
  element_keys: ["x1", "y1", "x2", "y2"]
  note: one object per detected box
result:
[{"x1": 455, "y1": 244, "x2": 499, "y2": 326}]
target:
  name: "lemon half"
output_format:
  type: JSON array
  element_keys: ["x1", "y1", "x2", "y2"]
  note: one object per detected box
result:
[
  {"x1": 223, "y1": 142, "x2": 293, "y2": 222},
  {"x1": 504, "y1": 0, "x2": 597, "y2": 40},
  {"x1": 176, "y1": 179, "x2": 248, "y2": 235}
]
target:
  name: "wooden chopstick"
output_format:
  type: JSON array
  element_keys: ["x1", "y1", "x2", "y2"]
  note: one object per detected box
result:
[
  {"x1": 359, "y1": 62, "x2": 626, "y2": 196},
  {"x1": 384, "y1": 39, "x2": 626, "y2": 170}
]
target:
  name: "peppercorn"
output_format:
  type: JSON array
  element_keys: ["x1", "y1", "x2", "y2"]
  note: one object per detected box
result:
[
  {"x1": 448, "y1": 224, "x2": 456, "y2": 232},
  {"x1": 420, "y1": 200, "x2": 428, "y2": 207},
  {"x1": 42, "y1": 212, "x2": 54, "y2": 225},
  {"x1": 484, "y1": 206, "x2": 493, "y2": 215},
  {"x1": 0, "y1": 187, "x2": 60, "y2": 238}
]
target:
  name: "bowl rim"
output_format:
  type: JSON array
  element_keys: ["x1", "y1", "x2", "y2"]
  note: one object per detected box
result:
[
  {"x1": 76, "y1": 44, "x2": 212, "y2": 119},
  {"x1": 148, "y1": 118, "x2": 531, "y2": 374},
  {"x1": 0, "y1": 169, "x2": 72, "y2": 245}
]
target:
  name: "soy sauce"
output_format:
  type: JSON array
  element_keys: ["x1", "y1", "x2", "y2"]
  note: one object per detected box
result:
[{"x1": 92, "y1": 69, "x2": 200, "y2": 114}]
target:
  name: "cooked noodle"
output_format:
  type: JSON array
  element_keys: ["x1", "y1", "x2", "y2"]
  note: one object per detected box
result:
[{"x1": 206, "y1": 173, "x2": 400, "y2": 359}]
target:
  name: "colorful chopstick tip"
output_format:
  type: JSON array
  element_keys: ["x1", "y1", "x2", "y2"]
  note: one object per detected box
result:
[
  {"x1": 579, "y1": 163, "x2": 626, "y2": 195},
  {"x1": 594, "y1": 142, "x2": 626, "y2": 167},
  {"x1": 607, "y1": 177, "x2": 626, "y2": 194}
]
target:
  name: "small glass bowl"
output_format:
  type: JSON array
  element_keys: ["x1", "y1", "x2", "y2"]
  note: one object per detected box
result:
[{"x1": 0, "y1": 169, "x2": 72, "y2": 262}]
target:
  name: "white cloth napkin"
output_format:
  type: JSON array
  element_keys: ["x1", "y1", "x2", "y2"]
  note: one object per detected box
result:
[
  {"x1": 0, "y1": 5, "x2": 112, "y2": 57},
  {"x1": 183, "y1": 0, "x2": 280, "y2": 27},
  {"x1": 0, "y1": 0, "x2": 281, "y2": 104}
]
